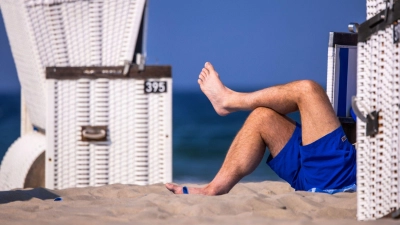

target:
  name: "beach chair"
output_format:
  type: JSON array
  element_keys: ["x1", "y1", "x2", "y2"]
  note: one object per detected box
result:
[
  {"x1": 0, "y1": 0, "x2": 172, "y2": 190},
  {"x1": 354, "y1": 0, "x2": 400, "y2": 220},
  {"x1": 326, "y1": 32, "x2": 358, "y2": 143}
]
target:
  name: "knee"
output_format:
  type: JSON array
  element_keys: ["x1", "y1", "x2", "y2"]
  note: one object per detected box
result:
[
  {"x1": 296, "y1": 80, "x2": 325, "y2": 96},
  {"x1": 248, "y1": 107, "x2": 276, "y2": 124}
]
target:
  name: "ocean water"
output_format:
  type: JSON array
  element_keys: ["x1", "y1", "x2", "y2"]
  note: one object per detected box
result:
[
  {"x1": 0, "y1": 92, "x2": 20, "y2": 163},
  {"x1": 0, "y1": 91, "x2": 300, "y2": 184}
]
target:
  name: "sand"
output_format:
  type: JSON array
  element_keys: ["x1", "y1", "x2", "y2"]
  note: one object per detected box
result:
[{"x1": 0, "y1": 181, "x2": 398, "y2": 225}]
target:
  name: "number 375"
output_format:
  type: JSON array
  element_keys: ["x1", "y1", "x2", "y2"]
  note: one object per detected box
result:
[{"x1": 144, "y1": 81, "x2": 167, "y2": 93}]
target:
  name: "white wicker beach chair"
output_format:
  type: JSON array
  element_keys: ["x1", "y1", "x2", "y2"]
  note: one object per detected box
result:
[
  {"x1": 0, "y1": 0, "x2": 172, "y2": 190},
  {"x1": 355, "y1": 0, "x2": 400, "y2": 220}
]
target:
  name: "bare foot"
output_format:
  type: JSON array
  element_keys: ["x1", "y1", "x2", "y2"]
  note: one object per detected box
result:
[
  {"x1": 198, "y1": 62, "x2": 235, "y2": 116},
  {"x1": 165, "y1": 183, "x2": 216, "y2": 195}
]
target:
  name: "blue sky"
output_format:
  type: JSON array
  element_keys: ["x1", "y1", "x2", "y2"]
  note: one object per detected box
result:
[{"x1": 0, "y1": 0, "x2": 366, "y2": 93}]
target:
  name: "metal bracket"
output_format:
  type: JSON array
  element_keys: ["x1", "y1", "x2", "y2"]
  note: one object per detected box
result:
[
  {"x1": 352, "y1": 96, "x2": 380, "y2": 137},
  {"x1": 123, "y1": 54, "x2": 146, "y2": 75},
  {"x1": 358, "y1": 0, "x2": 400, "y2": 42},
  {"x1": 394, "y1": 21, "x2": 400, "y2": 43},
  {"x1": 366, "y1": 111, "x2": 380, "y2": 136}
]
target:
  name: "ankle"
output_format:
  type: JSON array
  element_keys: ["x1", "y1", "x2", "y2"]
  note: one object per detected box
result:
[{"x1": 221, "y1": 88, "x2": 236, "y2": 108}]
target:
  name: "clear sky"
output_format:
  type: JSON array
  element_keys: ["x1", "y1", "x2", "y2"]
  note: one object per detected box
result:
[{"x1": 0, "y1": 0, "x2": 366, "y2": 93}]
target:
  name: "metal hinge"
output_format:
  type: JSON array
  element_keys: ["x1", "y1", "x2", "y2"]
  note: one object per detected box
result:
[
  {"x1": 358, "y1": 0, "x2": 400, "y2": 42},
  {"x1": 351, "y1": 97, "x2": 380, "y2": 137},
  {"x1": 123, "y1": 53, "x2": 146, "y2": 76}
]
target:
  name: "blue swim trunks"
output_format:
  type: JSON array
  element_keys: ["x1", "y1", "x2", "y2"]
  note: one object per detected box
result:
[{"x1": 267, "y1": 123, "x2": 356, "y2": 191}]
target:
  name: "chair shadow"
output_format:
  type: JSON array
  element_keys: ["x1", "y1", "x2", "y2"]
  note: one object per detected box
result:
[{"x1": 0, "y1": 188, "x2": 59, "y2": 204}]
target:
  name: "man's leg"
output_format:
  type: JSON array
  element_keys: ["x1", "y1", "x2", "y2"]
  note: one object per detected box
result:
[
  {"x1": 165, "y1": 62, "x2": 341, "y2": 194},
  {"x1": 197, "y1": 62, "x2": 340, "y2": 145},
  {"x1": 166, "y1": 107, "x2": 296, "y2": 195}
]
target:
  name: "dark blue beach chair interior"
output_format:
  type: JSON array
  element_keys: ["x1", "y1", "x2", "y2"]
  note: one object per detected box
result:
[{"x1": 328, "y1": 32, "x2": 358, "y2": 143}]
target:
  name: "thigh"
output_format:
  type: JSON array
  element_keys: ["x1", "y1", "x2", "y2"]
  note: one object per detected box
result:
[
  {"x1": 266, "y1": 123, "x2": 302, "y2": 188},
  {"x1": 295, "y1": 80, "x2": 341, "y2": 145},
  {"x1": 250, "y1": 107, "x2": 296, "y2": 158},
  {"x1": 247, "y1": 107, "x2": 296, "y2": 157}
]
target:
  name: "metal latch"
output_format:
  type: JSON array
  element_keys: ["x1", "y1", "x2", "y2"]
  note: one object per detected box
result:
[
  {"x1": 351, "y1": 96, "x2": 380, "y2": 137},
  {"x1": 358, "y1": 0, "x2": 400, "y2": 42},
  {"x1": 366, "y1": 111, "x2": 380, "y2": 137},
  {"x1": 394, "y1": 21, "x2": 400, "y2": 43}
]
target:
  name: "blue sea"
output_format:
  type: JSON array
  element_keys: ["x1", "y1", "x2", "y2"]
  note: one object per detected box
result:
[{"x1": 0, "y1": 90, "x2": 300, "y2": 184}]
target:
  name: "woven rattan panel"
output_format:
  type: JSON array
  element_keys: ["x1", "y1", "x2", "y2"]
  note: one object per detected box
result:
[
  {"x1": 0, "y1": 0, "x2": 145, "y2": 129},
  {"x1": 357, "y1": 1, "x2": 400, "y2": 218},
  {"x1": 46, "y1": 78, "x2": 172, "y2": 189}
]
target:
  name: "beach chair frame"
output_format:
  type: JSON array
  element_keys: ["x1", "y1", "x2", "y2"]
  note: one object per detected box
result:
[{"x1": 355, "y1": 0, "x2": 400, "y2": 220}]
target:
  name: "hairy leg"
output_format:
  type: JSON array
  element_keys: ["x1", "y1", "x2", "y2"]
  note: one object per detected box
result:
[
  {"x1": 165, "y1": 62, "x2": 340, "y2": 195},
  {"x1": 165, "y1": 108, "x2": 296, "y2": 195},
  {"x1": 198, "y1": 62, "x2": 339, "y2": 145}
]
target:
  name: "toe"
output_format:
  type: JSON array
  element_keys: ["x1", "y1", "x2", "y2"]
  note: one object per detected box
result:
[
  {"x1": 165, "y1": 183, "x2": 183, "y2": 194},
  {"x1": 202, "y1": 68, "x2": 209, "y2": 75},
  {"x1": 198, "y1": 76, "x2": 203, "y2": 84},
  {"x1": 205, "y1": 62, "x2": 215, "y2": 71}
]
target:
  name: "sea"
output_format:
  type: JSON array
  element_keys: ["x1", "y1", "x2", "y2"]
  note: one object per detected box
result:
[{"x1": 0, "y1": 90, "x2": 301, "y2": 184}]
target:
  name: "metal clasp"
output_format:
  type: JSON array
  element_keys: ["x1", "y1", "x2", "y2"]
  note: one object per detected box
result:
[{"x1": 351, "y1": 96, "x2": 380, "y2": 136}]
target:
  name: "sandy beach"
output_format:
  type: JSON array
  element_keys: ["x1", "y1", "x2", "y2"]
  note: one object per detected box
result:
[{"x1": 0, "y1": 181, "x2": 397, "y2": 225}]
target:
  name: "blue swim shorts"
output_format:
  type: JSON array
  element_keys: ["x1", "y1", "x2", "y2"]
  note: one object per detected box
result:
[{"x1": 266, "y1": 123, "x2": 356, "y2": 191}]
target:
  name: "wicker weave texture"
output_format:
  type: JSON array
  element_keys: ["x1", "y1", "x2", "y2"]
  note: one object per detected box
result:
[
  {"x1": 357, "y1": 0, "x2": 400, "y2": 220},
  {"x1": 366, "y1": 0, "x2": 387, "y2": 19},
  {"x1": 0, "y1": 132, "x2": 45, "y2": 191},
  {"x1": 0, "y1": 0, "x2": 47, "y2": 129},
  {"x1": 357, "y1": 26, "x2": 400, "y2": 220},
  {"x1": 0, "y1": 0, "x2": 145, "y2": 129},
  {"x1": 47, "y1": 78, "x2": 172, "y2": 189}
]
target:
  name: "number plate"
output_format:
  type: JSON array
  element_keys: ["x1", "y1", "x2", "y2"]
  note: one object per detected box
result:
[{"x1": 144, "y1": 81, "x2": 167, "y2": 93}]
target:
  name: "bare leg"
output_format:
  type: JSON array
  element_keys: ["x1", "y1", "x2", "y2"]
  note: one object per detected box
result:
[
  {"x1": 165, "y1": 62, "x2": 340, "y2": 195},
  {"x1": 197, "y1": 62, "x2": 339, "y2": 145},
  {"x1": 166, "y1": 108, "x2": 296, "y2": 195}
]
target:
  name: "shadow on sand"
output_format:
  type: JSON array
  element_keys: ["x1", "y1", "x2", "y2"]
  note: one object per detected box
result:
[{"x1": 0, "y1": 188, "x2": 59, "y2": 204}]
